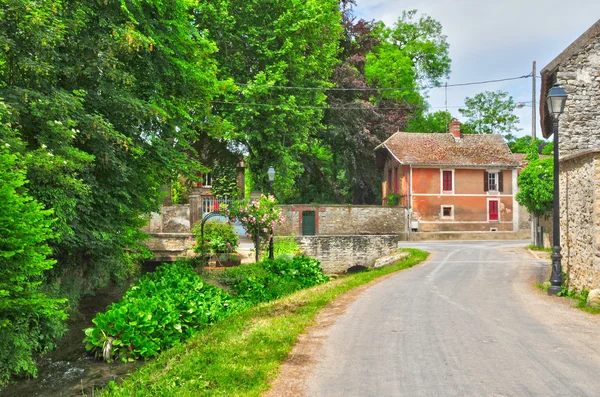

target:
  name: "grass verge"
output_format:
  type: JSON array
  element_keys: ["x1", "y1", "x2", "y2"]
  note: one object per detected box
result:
[
  {"x1": 527, "y1": 244, "x2": 552, "y2": 252},
  {"x1": 100, "y1": 248, "x2": 429, "y2": 397}
]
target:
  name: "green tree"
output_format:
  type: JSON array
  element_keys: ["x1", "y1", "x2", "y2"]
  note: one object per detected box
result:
[
  {"x1": 316, "y1": 6, "x2": 451, "y2": 204},
  {"x1": 516, "y1": 158, "x2": 554, "y2": 218},
  {"x1": 507, "y1": 136, "x2": 548, "y2": 154},
  {"x1": 197, "y1": 0, "x2": 343, "y2": 201},
  {"x1": 1, "y1": 0, "x2": 226, "y2": 305},
  {"x1": 0, "y1": 133, "x2": 67, "y2": 385},
  {"x1": 405, "y1": 110, "x2": 453, "y2": 133},
  {"x1": 459, "y1": 90, "x2": 520, "y2": 138}
]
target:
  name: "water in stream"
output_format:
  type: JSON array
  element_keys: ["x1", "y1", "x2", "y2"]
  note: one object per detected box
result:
[{"x1": 0, "y1": 281, "x2": 141, "y2": 397}]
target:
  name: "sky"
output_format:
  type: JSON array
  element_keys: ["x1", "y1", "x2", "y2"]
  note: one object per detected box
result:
[{"x1": 355, "y1": 0, "x2": 600, "y2": 139}]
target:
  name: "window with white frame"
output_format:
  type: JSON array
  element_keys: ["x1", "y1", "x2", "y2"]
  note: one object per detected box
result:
[
  {"x1": 488, "y1": 172, "x2": 498, "y2": 191},
  {"x1": 441, "y1": 205, "x2": 453, "y2": 219}
]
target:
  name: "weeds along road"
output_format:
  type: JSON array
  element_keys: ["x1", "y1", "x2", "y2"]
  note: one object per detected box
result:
[{"x1": 297, "y1": 241, "x2": 600, "y2": 397}]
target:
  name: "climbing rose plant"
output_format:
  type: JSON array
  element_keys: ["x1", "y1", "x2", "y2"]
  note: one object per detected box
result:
[{"x1": 228, "y1": 195, "x2": 285, "y2": 244}]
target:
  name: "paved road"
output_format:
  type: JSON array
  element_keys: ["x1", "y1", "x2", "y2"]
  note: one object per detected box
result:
[{"x1": 306, "y1": 241, "x2": 600, "y2": 397}]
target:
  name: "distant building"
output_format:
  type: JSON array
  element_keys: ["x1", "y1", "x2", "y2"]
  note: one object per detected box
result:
[{"x1": 374, "y1": 120, "x2": 520, "y2": 232}]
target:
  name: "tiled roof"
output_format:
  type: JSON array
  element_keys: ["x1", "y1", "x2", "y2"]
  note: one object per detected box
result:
[{"x1": 375, "y1": 132, "x2": 519, "y2": 167}]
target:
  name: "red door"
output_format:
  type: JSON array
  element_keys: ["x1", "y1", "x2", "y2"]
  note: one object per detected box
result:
[{"x1": 489, "y1": 200, "x2": 499, "y2": 221}]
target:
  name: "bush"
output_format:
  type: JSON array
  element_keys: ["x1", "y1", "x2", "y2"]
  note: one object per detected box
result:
[
  {"x1": 386, "y1": 193, "x2": 400, "y2": 207},
  {"x1": 192, "y1": 220, "x2": 239, "y2": 254},
  {"x1": 273, "y1": 236, "x2": 302, "y2": 257},
  {"x1": 83, "y1": 261, "x2": 243, "y2": 362},
  {"x1": 0, "y1": 146, "x2": 67, "y2": 386},
  {"x1": 219, "y1": 256, "x2": 329, "y2": 304}
]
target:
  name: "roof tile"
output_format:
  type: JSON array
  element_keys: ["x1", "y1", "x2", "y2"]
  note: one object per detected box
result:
[{"x1": 377, "y1": 132, "x2": 518, "y2": 167}]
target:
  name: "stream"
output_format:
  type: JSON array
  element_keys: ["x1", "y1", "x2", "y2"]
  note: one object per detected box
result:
[{"x1": 0, "y1": 280, "x2": 142, "y2": 397}]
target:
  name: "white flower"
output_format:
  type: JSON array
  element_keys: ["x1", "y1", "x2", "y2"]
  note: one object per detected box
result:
[
  {"x1": 71, "y1": 135, "x2": 75, "y2": 139},
  {"x1": 63, "y1": 161, "x2": 67, "y2": 165},
  {"x1": 4, "y1": 143, "x2": 9, "y2": 148},
  {"x1": 54, "y1": 120, "x2": 63, "y2": 125},
  {"x1": 41, "y1": 144, "x2": 47, "y2": 149},
  {"x1": 48, "y1": 152, "x2": 54, "y2": 157}
]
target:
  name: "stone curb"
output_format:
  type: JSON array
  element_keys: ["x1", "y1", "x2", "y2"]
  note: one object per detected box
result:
[{"x1": 374, "y1": 252, "x2": 409, "y2": 269}]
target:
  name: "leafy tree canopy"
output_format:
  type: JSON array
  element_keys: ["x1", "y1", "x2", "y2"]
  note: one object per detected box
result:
[
  {"x1": 459, "y1": 90, "x2": 520, "y2": 139},
  {"x1": 405, "y1": 110, "x2": 453, "y2": 133},
  {"x1": 516, "y1": 158, "x2": 554, "y2": 218}
]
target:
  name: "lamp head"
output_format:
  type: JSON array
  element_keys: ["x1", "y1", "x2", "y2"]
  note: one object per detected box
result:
[
  {"x1": 267, "y1": 166, "x2": 275, "y2": 182},
  {"x1": 546, "y1": 84, "x2": 567, "y2": 117}
]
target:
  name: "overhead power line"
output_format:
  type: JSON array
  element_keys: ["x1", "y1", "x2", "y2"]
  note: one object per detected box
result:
[
  {"x1": 233, "y1": 73, "x2": 532, "y2": 92},
  {"x1": 214, "y1": 100, "x2": 463, "y2": 111}
]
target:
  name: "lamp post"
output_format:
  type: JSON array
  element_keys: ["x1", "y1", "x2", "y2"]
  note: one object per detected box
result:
[
  {"x1": 267, "y1": 166, "x2": 276, "y2": 260},
  {"x1": 546, "y1": 83, "x2": 568, "y2": 296}
]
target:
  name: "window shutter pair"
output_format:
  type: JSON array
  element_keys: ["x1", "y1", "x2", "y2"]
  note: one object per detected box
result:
[{"x1": 483, "y1": 171, "x2": 504, "y2": 192}]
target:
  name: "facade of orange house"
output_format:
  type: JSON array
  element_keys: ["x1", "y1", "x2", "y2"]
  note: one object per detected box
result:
[{"x1": 374, "y1": 120, "x2": 520, "y2": 232}]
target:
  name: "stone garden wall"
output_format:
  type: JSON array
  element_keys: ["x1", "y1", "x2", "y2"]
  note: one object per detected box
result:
[
  {"x1": 560, "y1": 151, "x2": 600, "y2": 291},
  {"x1": 143, "y1": 205, "x2": 191, "y2": 233},
  {"x1": 276, "y1": 205, "x2": 407, "y2": 237},
  {"x1": 295, "y1": 235, "x2": 399, "y2": 273},
  {"x1": 555, "y1": 35, "x2": 600, "y2": 157}
]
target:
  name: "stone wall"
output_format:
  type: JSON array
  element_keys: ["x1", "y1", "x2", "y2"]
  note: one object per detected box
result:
[
  {"x1": 556, "y1": 35, "x2": 600, "y2": 157},
  {"x1": 276, "y1": 205, "x2": 407, "y2": 237},
  {"x1": 296, "y1": 235, "x2": 399, "y2": 273},
  {"x1": 561, "y1": 151, "x2": 600, "y2": 291},
  {"x1": 143, "y1": 205, "x2": 191, "y2": 233}
]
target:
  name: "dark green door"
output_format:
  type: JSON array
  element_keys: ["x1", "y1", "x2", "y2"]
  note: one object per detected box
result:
[{"x1": 302, "y1": 211, "x2": 316, "y2": 235}]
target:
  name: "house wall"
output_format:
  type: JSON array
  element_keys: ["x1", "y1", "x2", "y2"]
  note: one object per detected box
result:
[
  {"x1": 410, "y1": 167, "x2": 517, "y2": 232},
  {"x1": 561, "y1": 152, "x2": 600, "y2": 292},
  {"x1": 276, "y1": 205, "x2": 408, "y2": 237},
  {"x1": 555, "y1": 34, "x2": 600, "y2": 157},
  {"x1": 295, "y1": 235, "x2": 399, "y2": 273}
]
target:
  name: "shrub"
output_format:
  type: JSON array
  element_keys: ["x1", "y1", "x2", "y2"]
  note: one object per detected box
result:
[
  {"x1": 219, "y1": 256, "x2": 329, "y2": 304},
  {"x1": 386, "y1": 193, "x2": 400, "y2": 207},
  {"x1": 83, "y1": 261, "x2": 243, "y2": 362},
  {"x1": 0, "y1": 146, "x2": 67, "y2": 386},
  {"x1": 192, "y1": 220, "x2": 239, "y2": 254},
  {"x1": 273, "y1": 235, "x2": 302, "y2": 257}
]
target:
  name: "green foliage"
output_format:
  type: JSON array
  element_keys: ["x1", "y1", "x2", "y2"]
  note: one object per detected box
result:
[
  {"x1": 191, "y1": 221, "x2": 239, "y2": 255},
  {"x1": 542, "y1": 142, "x2": 554, "y2": 155},
  {"x1": 459, "y1": 91, "x2": 520, "y2": 138},
  {"x1": 99, "y1": 249, "x2": 429, "y2": 397},
  {"x1": 210, "y1": 163, "x2": 240, "y2": 199},
  {"x1": 373, "y1": 10, "x2": 451, "y2": 87},
  {"x1": 406, "y1": 111, "x2": 453, "y2": 133},
  {"x1": 508, "y1": 136, "x2": 548, "y2": 154},
  {"x1": 0, "y1": 143, "x2": 67, "y2": 386},
  {"x1": 0, "y1": 0, "x2": 227, "y2": 306},
  {"x1": 218, "y1": 256, "x2": 329, "y2": 305},
  {"x1": 386, "y1": 193, "x2": 401, "y2": 207},
  {"x1": 197, "y1": 0, "x2": 343, "y2": 202},
  {"x1": 83, "y1": 262, "x2": 242, "y2": 362},
  {"x1": 273, "y1": 236, "x2": 302, "y2": 258},
  {"x1": 516, "y1": 158, "x2": 554, "y2": 217}
]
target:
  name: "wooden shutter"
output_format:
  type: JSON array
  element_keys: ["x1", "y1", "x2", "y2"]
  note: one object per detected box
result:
[
  {"x1": 483, "y1": 171, "x2": 489, "y2": 192},
  {"x1": 498, "y1": 171, "x2": 504, "y2": 192}
]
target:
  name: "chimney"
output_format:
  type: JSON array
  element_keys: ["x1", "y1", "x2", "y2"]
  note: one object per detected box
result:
[{"x1": 449, "y1": 119, "x2": 461, "y2": 139}]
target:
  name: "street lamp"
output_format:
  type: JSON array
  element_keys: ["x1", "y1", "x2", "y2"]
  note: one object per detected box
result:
[
  {"x1": 267, "y1": 166, "x2": 276, "y2": 259},
  {"x1": 546, "y1": 83, "x2": 568, "y2": 296}
]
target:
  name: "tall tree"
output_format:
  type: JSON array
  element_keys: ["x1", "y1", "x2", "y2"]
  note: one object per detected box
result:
[
  {"x1": 0, "y1": 107, "x2": 67, "y2": 385},
  {"x1": 195, "y1": 0, "x2": 343, "y2": 201},
  {"x1": 459, "y1": 90, "x2": 520, "y2": 139},
  {"x1": 1, "y1": 0, "x2": 225, "y2": 307},
  {"x1": 318, "y1": 6, "x2": 451, "y2": 204}
]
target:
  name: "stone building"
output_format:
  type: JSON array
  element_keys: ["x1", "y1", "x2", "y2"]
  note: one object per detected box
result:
[{"x1": 540, "y1": 19, "x2": 600, "y2": 292}]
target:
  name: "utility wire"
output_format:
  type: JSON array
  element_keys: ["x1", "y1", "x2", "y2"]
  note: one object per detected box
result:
[
  {"x1": 213, "y1": 100, "x2": 463, "y2": 111},
  {"x1": 233, "y1": 73, "x2": 531, "y2": 92}
]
